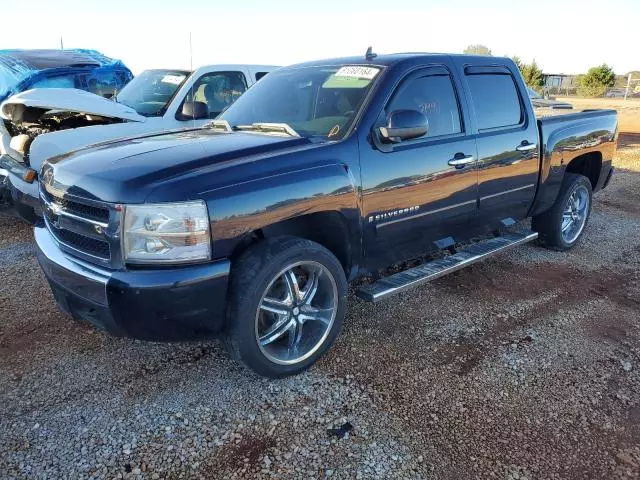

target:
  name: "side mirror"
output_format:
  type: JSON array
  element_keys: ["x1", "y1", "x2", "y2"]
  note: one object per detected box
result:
[
  {"x1": 378, "y1": 109, "x2": 428, "y2": 143},
  {"x1": 180, "y1": 101, "x2": 208, "y2": 120}
]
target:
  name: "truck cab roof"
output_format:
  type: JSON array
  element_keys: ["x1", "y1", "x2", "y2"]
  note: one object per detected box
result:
[{"x1": 290, "y1": 52, "x2": 514, "y2": 69}]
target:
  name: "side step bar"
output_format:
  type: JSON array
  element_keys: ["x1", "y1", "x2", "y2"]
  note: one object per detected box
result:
[{"x1": 356, "y1": 232, "x2": 538, "y2": 303}]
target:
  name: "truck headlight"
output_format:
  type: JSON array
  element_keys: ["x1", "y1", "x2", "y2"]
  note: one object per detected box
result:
[{"x1": 123, "y1": 201, "x2": 211, "y2": 264}]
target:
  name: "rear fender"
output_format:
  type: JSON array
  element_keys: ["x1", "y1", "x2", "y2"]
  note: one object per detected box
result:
[{"x1": 530, "y1": 111, "x2": 617, "y2": 216}]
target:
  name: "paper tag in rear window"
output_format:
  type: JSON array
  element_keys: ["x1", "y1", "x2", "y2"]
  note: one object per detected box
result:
[
  {"x1": 161, "y1": 74, "x2": 185, "y2": 85},
  {"x1": 334, "y1": 66, "x2": 380, "y2": 80}
]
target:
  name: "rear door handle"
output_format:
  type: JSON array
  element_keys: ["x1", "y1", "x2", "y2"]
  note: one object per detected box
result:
[
  {"x1": 448, "y1": 154, "x2": 475, "y2": 168},
  {"x1": 516, "y1": 142, "x2": 537, "y2": 152}
]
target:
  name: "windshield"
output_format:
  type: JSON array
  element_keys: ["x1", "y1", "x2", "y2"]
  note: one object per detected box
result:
[
  {"x1": 219, "y1": 65, "x2": 383, "y2": 139},
  {"x1": 527, "y1": 86, "x2": 542, "y2": 99},
  {"x1": 115, "y1": 69, "x2": 189, "y2": 116},
  {"x1": 29, "y1": 70, "x2": 131, "y2": 98}
]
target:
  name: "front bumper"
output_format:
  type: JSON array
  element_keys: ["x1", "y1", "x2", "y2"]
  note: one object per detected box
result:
[
  {"x1": 35, "y1": 225, "x2": 231, "y2": 341},
  {"x1": 0, "y1": 154, "x2": 40, "y2": 221},
  {"x1": 0, "y1": 170, "x2": 10, "y2": 207}
]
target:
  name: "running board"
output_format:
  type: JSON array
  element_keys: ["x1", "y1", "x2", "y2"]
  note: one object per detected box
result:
[{"x1": 356, "y1": 232, "x2": 538, "y2": 303}]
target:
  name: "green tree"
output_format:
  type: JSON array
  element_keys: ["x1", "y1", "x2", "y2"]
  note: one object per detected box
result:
[
  {"x1": 521, "y1": 60, "x2": 544, "y2": 89},
  {"x1": 511, "y1": 57, "x2": 544, "y2": 89},
  {"x1": 511, "y1": 56, "x2": 523, "y2": 70},
  {"x1": 578, "y1": 64, "x2": 616, "y2": 97},
  {"x1": 464, "y1": 44, "x2": 492, "y2": 56}
]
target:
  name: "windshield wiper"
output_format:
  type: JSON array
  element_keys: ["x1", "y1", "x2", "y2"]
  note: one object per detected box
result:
[
  {"x1": 234, "y1": 123, "x2": 300, "y2": 137},
  {"x1": 205, "y1": 119, "x2": 234, "y2": 132}
]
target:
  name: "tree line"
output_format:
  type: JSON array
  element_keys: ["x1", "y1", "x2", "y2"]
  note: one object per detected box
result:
[{"x1": 463, "y1": 45, "x2": 618, "y2": 97}]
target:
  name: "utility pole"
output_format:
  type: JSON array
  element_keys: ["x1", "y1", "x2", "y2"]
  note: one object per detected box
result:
[{"x1": 624, "y1": 73, "x2": 638, "y2": 100}]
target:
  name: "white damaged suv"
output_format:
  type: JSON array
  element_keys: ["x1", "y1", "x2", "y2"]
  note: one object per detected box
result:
[{"x1": 0, "y1": 64, "x2": 276, "y2": 221}]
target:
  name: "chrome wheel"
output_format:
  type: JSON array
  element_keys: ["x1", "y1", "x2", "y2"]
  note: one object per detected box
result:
[
  {"x1": 255, "y1": 261, "x2": 338, "y2": 365},
  {"x1": 561, "y1": 185, "x2": 590, "y2": 244}
]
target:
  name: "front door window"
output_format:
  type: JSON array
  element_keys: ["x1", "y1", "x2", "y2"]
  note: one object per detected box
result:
[{"x1": 182, "y1": 71, "x2": 247, "y2": 120}]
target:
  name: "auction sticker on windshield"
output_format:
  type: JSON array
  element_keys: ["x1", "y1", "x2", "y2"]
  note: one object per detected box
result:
[
  {"x1": 335, "y1": 66, "x2": 380, "y2": 79},
  {"x1": 162, "y1": 74, "x2": 186, "y2": 85},
  {"x1": 324, "y1": 66, "x2": 381, "y2": 89}
]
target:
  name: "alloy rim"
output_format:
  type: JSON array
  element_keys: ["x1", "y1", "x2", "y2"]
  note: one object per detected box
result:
[
  {"x1": 255, "y1": 261, "x2": 338, "y2": 365},
  {"x1": 561, "y1": 185, "x2": 590, "y2": 244}
]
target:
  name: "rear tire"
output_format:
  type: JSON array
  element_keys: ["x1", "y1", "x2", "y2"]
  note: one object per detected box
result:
[
  {"x1": 224, "y1": 237, "x2": 348, "y2": 378},
  {"x1": 532, "y1": 173, "x2": 593, "y2": 251}
]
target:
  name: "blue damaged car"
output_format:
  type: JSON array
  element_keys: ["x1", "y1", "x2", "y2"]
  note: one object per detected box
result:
[{"x1": 0, "y1": 49, "x2": 132, "y2": 216}]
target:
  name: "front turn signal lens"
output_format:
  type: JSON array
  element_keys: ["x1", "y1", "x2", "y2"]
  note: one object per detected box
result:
[{"x1": 22, "y1": 169, "x2": 37, "y2": 183}]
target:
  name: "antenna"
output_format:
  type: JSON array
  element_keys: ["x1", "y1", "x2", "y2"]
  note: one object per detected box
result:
[
  {"x1": 189, "y1": 32, "x2": 195, "y2": 128},
  {"x1": 365, "y1": 46, "x2": 377, "y2": 61},
  {"x1": 189, "y1": 32, "x2": 193, "y2": 72}
]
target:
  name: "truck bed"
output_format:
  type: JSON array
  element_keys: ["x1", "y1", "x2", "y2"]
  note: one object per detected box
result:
[
  {"x1": 532, "y1": 108, "x2": 618, "y2": 216},
  {"x1": 537, "y1": 108, "x2": 617, "y2": 151}
]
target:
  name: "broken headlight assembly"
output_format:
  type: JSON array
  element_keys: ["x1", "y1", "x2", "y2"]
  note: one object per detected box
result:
[
  {"x1": 0, "y1": 154, "x2": 37, "y2": 183},
  {"x1": 123, "y1": 201, "x2": 211, "y2": 265}
]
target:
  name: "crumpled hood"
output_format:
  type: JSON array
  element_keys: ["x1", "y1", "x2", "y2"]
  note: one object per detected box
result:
[
  {"x1": 0, "y1": 88, "x2": 146, "y2": 123},
  {"x1": 43, "y1": 128, "x2": 312, "y2": 203}
]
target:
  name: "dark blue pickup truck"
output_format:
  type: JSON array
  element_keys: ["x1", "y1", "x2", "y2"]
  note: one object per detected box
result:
[{"x1": 34, "y1": 52, "x2": 617, "y2": 377}]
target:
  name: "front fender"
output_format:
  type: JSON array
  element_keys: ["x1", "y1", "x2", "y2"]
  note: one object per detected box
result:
[{"x1": 206, "y1": 162, "x2": 362, "y2": 261}]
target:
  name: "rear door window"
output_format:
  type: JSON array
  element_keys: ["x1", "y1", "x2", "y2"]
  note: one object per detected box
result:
[
  {"x1": 466, "y1": 73, "x2": 522, "y2": 130},
  {"x1": 255, "y1": 72, "x2": 269, "y2": 81},
  {"x1": 386, "y1": 74, "x2": 462, "y2": 138}
]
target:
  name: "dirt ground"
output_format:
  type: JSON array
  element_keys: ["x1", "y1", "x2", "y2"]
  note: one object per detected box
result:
[
  {"x1": 556, "y1": 97, "x2": 640, "y2": 134},
  {"x1": 1, "y1": 131, "x2": 640, "y2": 479}
]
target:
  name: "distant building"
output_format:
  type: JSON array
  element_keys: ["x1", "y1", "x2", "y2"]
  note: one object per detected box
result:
[{"x1": 542, "y1": 73, "x2": 579, "y2": 95}]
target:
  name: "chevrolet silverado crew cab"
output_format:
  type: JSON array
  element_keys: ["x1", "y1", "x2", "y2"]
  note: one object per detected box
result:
[
  {"x1": 1, "y1": 64, "x2": 275, "y2": 222},
  {"x1": 34, "y1": 52, "x2": 617, "y2": 377}
]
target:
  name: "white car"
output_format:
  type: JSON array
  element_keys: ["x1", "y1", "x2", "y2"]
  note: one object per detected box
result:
[{"x1": 0, "y1": 64, "x2": 276, "y2": 221}]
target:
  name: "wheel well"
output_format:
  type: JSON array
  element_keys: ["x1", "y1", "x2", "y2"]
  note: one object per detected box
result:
[
  {"x1": 565, "y1": 151, "x2": 602, "y2": 189},
  {"x1": 232, "y1": 212, "x2": 353, "y2": 275}
]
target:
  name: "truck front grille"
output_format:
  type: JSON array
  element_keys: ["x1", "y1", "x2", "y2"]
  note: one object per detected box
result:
[
  {"x1": 47, "y1": 222, "x2": 111, "y2": 259},
  {"x1": 41, "y1": 184, "x2": 118, "y2": 265},
  {"x1": 42, "y1": 189, "x2": 109, "y2": 222}
]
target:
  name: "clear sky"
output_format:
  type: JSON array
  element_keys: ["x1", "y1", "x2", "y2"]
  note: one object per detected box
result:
[{"x1": 2, "y1": 0, "x2": 637, "y2": 75}]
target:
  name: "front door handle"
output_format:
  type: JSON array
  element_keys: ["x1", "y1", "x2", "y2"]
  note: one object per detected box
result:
[
  {"x1": 516, "y1": 142, "x2": 537, "y2": 152},
  {"x1": 448, "y1": 154, "x2": 475, "y2": 168}
]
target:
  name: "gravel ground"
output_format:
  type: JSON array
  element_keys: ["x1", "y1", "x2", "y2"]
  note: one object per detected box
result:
[{"x1": 1, "y1": 141, "x2": 639, "y2": 480}]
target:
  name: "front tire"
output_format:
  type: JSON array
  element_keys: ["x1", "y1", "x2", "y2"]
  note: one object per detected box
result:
[
  {"x1": 532, "y1": 173, "x2": 593, "y2": 251},
  {"x1": 224, "y1": 237, "x2": 348, "y2": 378}
]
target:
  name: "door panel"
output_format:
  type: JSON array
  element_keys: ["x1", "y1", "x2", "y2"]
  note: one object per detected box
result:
[
  {"x1": 360, "y1": 67, "x2": 478, "y2": 267},
  {"x1": 464, "y1": 69, "x2": 539, "y2": 223},
  {"x1": 476, "y1": 133, "x2": 539, "y2": 221}
]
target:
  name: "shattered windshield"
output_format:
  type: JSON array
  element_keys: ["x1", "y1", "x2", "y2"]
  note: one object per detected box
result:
[
  {"x1": 115, "y1": 69, "x2": 189, "y2": 117},
  {"x1": 219, "y1": 65, "x2": 383, "y2": 140}
]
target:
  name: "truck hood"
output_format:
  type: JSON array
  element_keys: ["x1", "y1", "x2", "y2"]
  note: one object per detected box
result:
[
  {"x1": 43, "y1": 129, "x2": 313, "y2": 203},
  {"x1": 0, "y1": 88, "x2": 146, "y2": 123}
]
